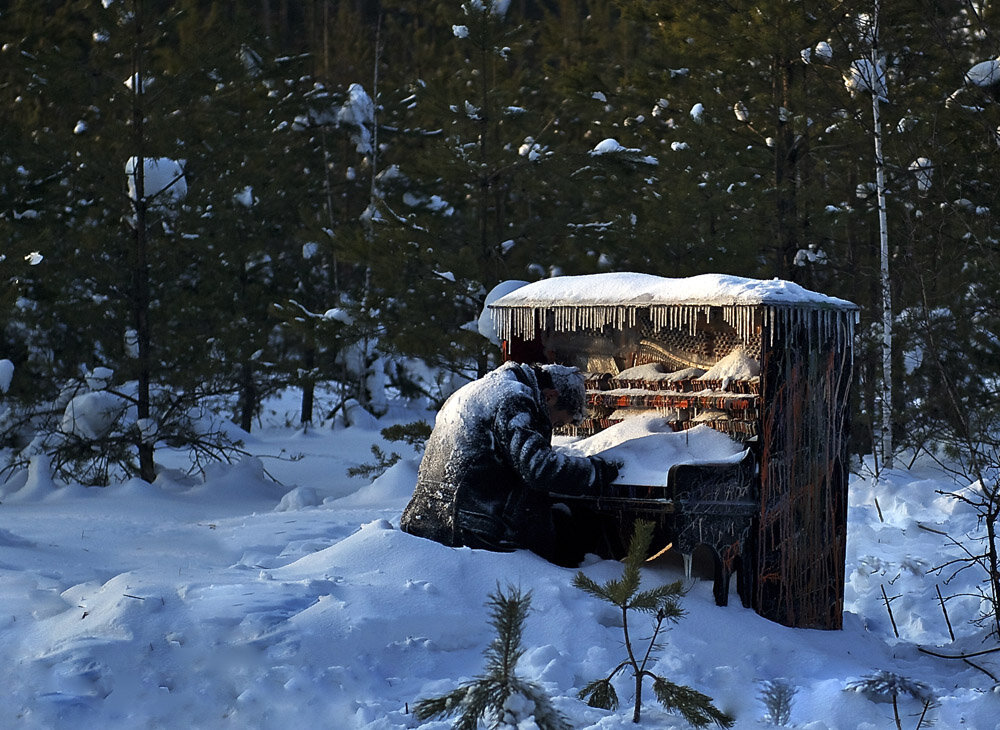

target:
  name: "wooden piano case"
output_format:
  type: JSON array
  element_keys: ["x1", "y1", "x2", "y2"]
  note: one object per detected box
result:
[{"x1": 489, "y1": 273, "x2": 858, "y2": 630}]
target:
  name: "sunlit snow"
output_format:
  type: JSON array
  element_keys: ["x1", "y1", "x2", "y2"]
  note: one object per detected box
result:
[{"x1": 1, "y1": 388, "x2": 997, "y2": 729}]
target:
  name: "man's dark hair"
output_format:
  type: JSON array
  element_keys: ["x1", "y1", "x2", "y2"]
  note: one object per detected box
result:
[{"x1": 536, "y1": 364, "x2": 587, "y2": 423}]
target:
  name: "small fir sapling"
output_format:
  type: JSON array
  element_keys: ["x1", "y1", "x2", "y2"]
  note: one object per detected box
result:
[
  {"x1": 573, "y1": 519, "x2": 735, "y2": 727},
  {"x1": 846, "y1": 671, "x2": 938, "y2": 730},
  {"x1": 413, "y1": 584, "x2": 570, "y2": 730},
  {"x1": 758, "y1": 679, "x2": 797, "y2": 726}
]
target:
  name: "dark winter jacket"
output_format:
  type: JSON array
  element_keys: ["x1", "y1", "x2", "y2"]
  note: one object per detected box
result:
[{"x1": 400, "y1": 362, "x2": 607, "y2": 555}]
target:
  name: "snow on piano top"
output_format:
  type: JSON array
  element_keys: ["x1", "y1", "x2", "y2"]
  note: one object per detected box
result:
[
  {"x1": 490, "y1": 272, "x2": 856, "y2": 310},
  {"x1": 487, "y1": 272, "x2": 858, "y2": 345}
]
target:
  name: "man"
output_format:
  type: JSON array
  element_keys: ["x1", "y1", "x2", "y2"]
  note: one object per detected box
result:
[{"x1": 400, "y1": 361, "x2": 620, "y2": 566}]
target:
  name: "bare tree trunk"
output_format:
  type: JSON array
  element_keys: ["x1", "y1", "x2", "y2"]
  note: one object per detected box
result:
[
  {"x1": 131, "y1": 0, "x2": 156, "y2": 483},
  {"x1": 239, "y1": 362, "x2": 258, "y2": 433},
  {"x1": 300, "y1": 345, "x2": 316, "y2": 426},
  {"x1": 871, "y1": 0, "x2": 893, "y2": 469}
]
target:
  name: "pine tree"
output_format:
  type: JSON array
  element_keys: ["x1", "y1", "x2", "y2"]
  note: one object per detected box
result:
[
  {"x1": 846, "y1": 671, "x2": 937, "y2": 730},
  {"x1": 758, "y1": 679, "x2": 797, "y2": 726},
  {"x1": 872, "y1": 1, "x2": 1000, "y2": 457},
  {"x1": 372, "y1": 0, "x2": 552, "y2": 378},
  {"x1": 574, "y1": 520, "x2": 734, "y2": 727},
  {"x1": 414, "y1": 585, "x2": 571, "y2": 730},
  {"x1": 608, "y1": 0, "x2": 873, "y2": 283},
  {"x1": 536, "y1": 0, "x2": 695, "y2": 276},
  {"x1": 0, "y1": 1, "x2": 294, "y2": 479},
  {"x1": 0, "y1": 0, "x2": 116, "y2": 394}
]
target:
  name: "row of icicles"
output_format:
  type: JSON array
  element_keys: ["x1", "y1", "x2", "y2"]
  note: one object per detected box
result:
[{"x1": 490, "y1": 304, "x2": 857, "y2": 350}]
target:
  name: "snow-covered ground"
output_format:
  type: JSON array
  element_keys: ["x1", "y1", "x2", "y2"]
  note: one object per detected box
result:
[{"x1": 1, "y1": 390, "x2": 999, "y2": 729}]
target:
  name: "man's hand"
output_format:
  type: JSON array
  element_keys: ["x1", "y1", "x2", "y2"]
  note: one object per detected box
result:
[{"x1": 589, "y1": 456, "x2": 623, "y2": 493}]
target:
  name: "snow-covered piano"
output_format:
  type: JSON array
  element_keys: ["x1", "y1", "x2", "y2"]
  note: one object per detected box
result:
[{"x1": 488, "y1": 272, "x2": 858, "y2": 630}]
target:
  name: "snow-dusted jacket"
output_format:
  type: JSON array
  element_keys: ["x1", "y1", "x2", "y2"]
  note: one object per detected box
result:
[{"x1": 400, "y1": 361, "x2": 604, "y2": 553}]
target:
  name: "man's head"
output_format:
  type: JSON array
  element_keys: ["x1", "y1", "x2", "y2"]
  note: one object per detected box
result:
[{"x1": 536, "y1": 364, "x2": 587, "y2": 427}]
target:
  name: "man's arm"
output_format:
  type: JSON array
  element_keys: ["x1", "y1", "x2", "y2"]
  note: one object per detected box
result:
[{"x1": 497, "y1": 396, "x2": 617, "y2": 496}]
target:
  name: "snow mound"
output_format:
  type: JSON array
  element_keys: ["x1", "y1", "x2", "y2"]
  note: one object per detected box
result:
[
  {"x1": 0, "y1": 528, "x2": 35, "y2": 548},
  {"x1": 330, "y1": 458, "x2": 419, "y2": 508},
  {"x1": 4, "y1": 454, "x2": 59, "y2": 502},
  {"x1": 491, "y1": 271, "x2": 856, "y2": 309},
  {"x1": 698, "y1": 348, "x2": 760, "y2": 383},
  {"x1": 274, "y1": 486, "x2": 323, "y2": 512},
  {"x1": 192, "y1": 456, "x2": 288, "y2": 503}
]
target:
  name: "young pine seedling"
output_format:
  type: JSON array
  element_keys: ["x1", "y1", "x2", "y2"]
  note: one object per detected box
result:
[
  {"x1": 573, "y1": 519, "x2": 735, "y2": 727},
  {"x1": 846, "y1": 670, "x2": 938, "y2": 730},
  {"x1": 413, "y1": 584, "x2": 570, "y2": 730},
  {"x1": 758, "y1": 678, "x2": 797, "y2": 726}
]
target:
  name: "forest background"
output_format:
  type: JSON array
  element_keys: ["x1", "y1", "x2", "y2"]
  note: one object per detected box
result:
[{"x1": 2, "y1": 0, "x2": 999, "y2": 486}]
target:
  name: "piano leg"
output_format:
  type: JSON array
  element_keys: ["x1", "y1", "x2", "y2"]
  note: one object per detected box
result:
[{"x1": 713, "y1": 560, "x2": 731, "y2": 607}]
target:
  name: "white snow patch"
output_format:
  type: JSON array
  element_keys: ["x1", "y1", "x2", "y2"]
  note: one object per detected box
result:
[
  {"x1": 0, "y1": 359, "x2": 13, "y2": 393},
  {"x1": 908, "y1": 157, "x2": 934, "y2": 192},
  {"x1": 125, "y1": 157, "x2": 187, "y2": 203},
  {"x1": 844, "y1": 58, "x2": 888, "y2": 102},
  {"x1": 965, "y1": 59, "x2": 1000, "y2": 87}
]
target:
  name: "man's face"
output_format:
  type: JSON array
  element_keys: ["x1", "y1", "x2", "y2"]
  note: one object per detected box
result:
[{"x1": 548, "y1": 406, "x2": 574, "y2": 429}]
